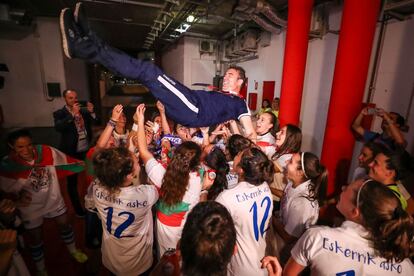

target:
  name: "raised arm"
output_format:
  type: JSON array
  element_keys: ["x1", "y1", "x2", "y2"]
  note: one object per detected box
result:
[
  {"x1": 200, "y1": 127, "x2": 210, "y2": 148},
  {"x1": 156, "y1": 101, "x2": 171, "y2": 134},
  {"x1": 351, "y1": 107, "x2": 368, "y2": 136},
  {"x1": 136, "y1": 104, "x2": 154, "y2": 164},
  {"x1": 228, "y1": 120, "x2": 241, "y2": 135},
  {"x1": 378, "y1": 109, "x2": 407, "y2": 147},
  {"x1": 96, "y1": 104, "x2": 123, "y2": 149},
  {"x1": 239, "y1": 116, "x2": 257, "y2": 143}
]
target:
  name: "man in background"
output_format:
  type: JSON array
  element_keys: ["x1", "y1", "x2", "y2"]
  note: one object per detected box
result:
[{"x1": 53, "y1": 89, "x2": 98, "y2": 216}]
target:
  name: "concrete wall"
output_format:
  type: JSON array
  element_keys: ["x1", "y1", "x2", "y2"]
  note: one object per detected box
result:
[
  {"x1": 0, "y1": 17, "x2": 89, "y2": 128},
  {"x1": 370, "y1": 17, "x2": 414, "y2": 153}
]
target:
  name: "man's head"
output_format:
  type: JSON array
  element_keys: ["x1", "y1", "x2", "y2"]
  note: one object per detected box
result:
[
  {"x1": 63, "y1": 89, "x2": 78, "y2": 107},
  {"x1": 222, "y1": 65, "x2": 246, "y2": 93},
  {"x1": 180, "y1": 201, "x2": 237, "y2": 276}
]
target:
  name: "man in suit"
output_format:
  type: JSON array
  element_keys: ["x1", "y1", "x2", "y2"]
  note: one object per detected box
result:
[{"x1": 53, "y1": 89, "x2": 98, "y2": 216}]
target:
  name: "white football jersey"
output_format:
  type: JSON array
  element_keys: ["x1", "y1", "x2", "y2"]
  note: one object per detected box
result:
[
  {"x1": 216, "y1": 181, "x2": 273, "y2": 276},
  {"x1": 93, "y1": 181, "x2": 158, "y2": 275},
  {"x1": 291, "y1": 221, "x2": 414, "y2": 275}
]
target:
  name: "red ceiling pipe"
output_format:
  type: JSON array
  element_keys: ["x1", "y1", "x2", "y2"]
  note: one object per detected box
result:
[
  {"x1": 321, "y1": 0, "x2": 381, "y2": 196},
  {"x1": 278, "y1": 0, "x2": 314, "y2": 127}
]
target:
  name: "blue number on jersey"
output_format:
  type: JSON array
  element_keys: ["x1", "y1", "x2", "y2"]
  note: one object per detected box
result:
[
  {"x1": 104, "y1": 207, "x2": 135, "y2": 238},
  {"x1": 249, "y1": 196, "x2": 272, "y2": 241},
  {"x1": 336, "y1": 270, "x2": 355, "y2": 276}
]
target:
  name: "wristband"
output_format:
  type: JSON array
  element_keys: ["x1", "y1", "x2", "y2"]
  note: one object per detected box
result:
[
  {"x1": 107, "y1": 119, "x2": 117, "y2": 128},
  {"x1": 132, "y1": 123, "x2": 138, "y2": 131}
]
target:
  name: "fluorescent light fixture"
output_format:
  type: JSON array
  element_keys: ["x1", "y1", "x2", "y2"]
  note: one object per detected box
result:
[{"x1": 175, "y1": 23, "x2": 191, "y2": 33}]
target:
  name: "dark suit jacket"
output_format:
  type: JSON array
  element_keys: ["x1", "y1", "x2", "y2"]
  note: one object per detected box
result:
[{"x1": 53, "y1": 106, "x2": 99, "y2": 156}]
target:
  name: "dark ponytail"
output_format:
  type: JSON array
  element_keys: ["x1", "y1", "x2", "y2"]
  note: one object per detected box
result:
[
  {"x1": 357, "y1": 180, "x2": 414, "y2": 262},
  {"x1": 204, "y1": 147, "x2": 230, "y2": 200},
  {"x1": 300, "y1": 152, "x2": 328, "y2": 204},
  {"x1": 239, "y1": 147, "x2": 274, "y2": 185}
]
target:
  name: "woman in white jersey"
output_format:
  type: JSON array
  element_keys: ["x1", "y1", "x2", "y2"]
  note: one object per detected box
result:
[
  {"x1": 216, "y1": 147, "x2": 274, "y2": 276},
  {"x1": 284, "y1": 179, "x2": 414, "y2": 275},
  {"x1": 270, "y1": 124, "x2": 302, "y2": 203},
  {"x1": 92, "y1": 147, "x2": 158, "y2": 275},
  {"x1": 273, "y1": 152, "x2": 327, "y2": 263},
  {"x1": 225, "y1": 134, "x2": 254, "y2": 189},
  {"x1": 256, "y1": 111, "x2": 278, "y2": 159},
  {"x1": 134, "y1": 104, "x2": 213, "y2": 258},
  {"x1": 0, "y1": 129, "x2": 87, "y2": 275}
]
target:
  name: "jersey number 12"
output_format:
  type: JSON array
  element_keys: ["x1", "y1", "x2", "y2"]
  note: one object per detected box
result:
[
  {"x1": 104, "y1": 207, "x2": 135, "y2": 238},
  {"x1": 249, "y1": 196, "x2": 271, "y2": 241}
]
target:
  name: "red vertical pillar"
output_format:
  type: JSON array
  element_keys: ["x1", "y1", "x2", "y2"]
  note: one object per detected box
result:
[
  {"x1": 279, "y1": 0, "x2": 314, "y2": 127},
  {"x1": 321, "y1": 0, "x2": 381, "y2": 196}
]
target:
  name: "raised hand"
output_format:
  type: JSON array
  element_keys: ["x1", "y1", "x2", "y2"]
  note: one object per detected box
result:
[
  {"x1": 156, "y1": 101, "x2": 165, "y2": 114},
  {"x1": 261, "y1": 256, "x2": 282, "y2": 276},
  {"x1": 72, "y1": 102, "x2": 81, "y2": 115},
  {"x1": 111, "y1": 104, "x2": 123, "y2": 121}
]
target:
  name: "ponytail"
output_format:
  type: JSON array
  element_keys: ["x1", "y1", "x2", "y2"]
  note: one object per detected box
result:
[
  {"x1": 357, "y1": 180, "x2": 414, "y2": 262},
  {"x1": 205, "y1": 147, "x2": 230, "y2": 200},
  {"x1": 300, "y1": 152, "x2": 328, "y2": 204},
  {"x1": 240, "y1": 147, "x2": 275, "y2": 185}
]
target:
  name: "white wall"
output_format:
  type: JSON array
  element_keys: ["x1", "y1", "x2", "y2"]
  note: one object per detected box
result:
[
  {"x1": 183, "y1": 37, "x2": 216, "y2": 89},
  {"x1": 161, "y1": 38, "x2": 185, "y2": 83},
  {"x1": 162, "y1": 36, "x2": 217, "y2": 90},
  {"x1": 0, "y1": 17, "x2": 89, "y2": 128},
  {"x1": 370, "y1": 18, "x2": 414, "y2": 154},
  {"x1": 241, "y1": 32, "x2": 285, "y2": 113}
]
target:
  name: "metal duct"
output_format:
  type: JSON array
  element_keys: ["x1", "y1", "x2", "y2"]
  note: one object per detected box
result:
[
  {"x1": 256, "y1": 0, "x2": 287, "y2": 27},
  {"x1": 251, "y1": 14, "x2": 282, "y2": 34},
  {"x1": 232, "y1": 11, "x2": 252, "y2": 21}
]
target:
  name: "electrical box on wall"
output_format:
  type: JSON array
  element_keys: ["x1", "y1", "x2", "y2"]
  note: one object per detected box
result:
[
  {"x1": 199, "y1": 40, "x2": 215, "y2": 54},
  {"x1": 47, "y1": 82, "x2": 61, "y2": 97}
]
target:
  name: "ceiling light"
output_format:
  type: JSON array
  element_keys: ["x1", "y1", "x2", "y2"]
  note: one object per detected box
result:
[{"x1": 186, "y1": 15, "x2": 195, "y2": 23}]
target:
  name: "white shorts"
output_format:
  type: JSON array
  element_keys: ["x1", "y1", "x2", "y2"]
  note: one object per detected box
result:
[{"x1": 23, "y1": 203, "x2": 67, "y2": 229}]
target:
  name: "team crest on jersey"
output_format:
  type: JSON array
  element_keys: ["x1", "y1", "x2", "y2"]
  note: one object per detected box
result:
[{"x1": 29, "y1": 166, "x2": 51, "y2": 192}]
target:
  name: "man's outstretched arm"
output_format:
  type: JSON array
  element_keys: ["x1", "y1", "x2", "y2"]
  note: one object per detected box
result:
[{"x1": 239, "y1": 116, "x2": 257, "y2": 143}]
